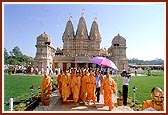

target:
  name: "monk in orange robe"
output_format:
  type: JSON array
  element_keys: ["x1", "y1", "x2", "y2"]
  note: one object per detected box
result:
[
  {"x1": 102, "y1": 73, "x2": 116, "y2": 111},
  {"x1": 80, "y1": 70, "x2": 89, "y2": 103},
  {"x1": 79, "y1": 69, "x2": 83, "y2": 77},
  {"x1": 41, "y1": 72, "x2": 53, "y2": 102},
  {"x1": 142, "y1": 87, "x2": 164, "y2": 111},
  {"x1": 71, "y1": 71, "x2": 81, "y2": 104},
  {"x1": 60, "y1": 70, "x2": 71, "y2": 102},
  {"x1": 69, "y1": 69, "x2": 76, "y2": 80},
  {"x1": 57, "y1": 70, "x2": 63, "y2": 96},
  {"x1": 86, "y1": 70, "x2": 96, "y2": 106}
]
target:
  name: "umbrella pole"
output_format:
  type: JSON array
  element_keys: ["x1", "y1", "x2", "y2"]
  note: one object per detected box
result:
[
  {"x1": 100, "y1": 65, "x2": 103, "y2": 71},
  {"x1": 116, "y1": 70, "x2": 117, "y2": 77}
]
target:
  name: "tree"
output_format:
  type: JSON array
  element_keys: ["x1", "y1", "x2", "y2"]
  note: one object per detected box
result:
[
  {"x1": 128, "y1": 58, "x2": 164, "y2": 65},
  {"x1": 12, "y1": 46, "x2": 23, "y2": 57},
  {"x1": 4, "y1": 48, "x2": 9, "y2": 64},
  {"x1": 4, "y1": 46, "x2": 33, "y2": 66},
  {"x1": 6, "y1": 56, "x2": 17, "y2": 65}
]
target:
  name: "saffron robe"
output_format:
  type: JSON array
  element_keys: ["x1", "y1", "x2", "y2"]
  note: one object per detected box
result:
[
  {"x1": 60, "y1": 73, "x2": 71, "y2": 102},
  {"x1": 57, "y1": 73, "x2": 62, "y2": 96},
  {"x1": 86, "y1": 75, "x2": 96, "y2": 103},
  {"x1": 103, "y1": 77, "x2": 116, "y2": 110},
  {"x1": 80, "y1": 74, "x2": 89, "y2": 102},
  {"x1": 41, "y1": 76, "x2": 53, "y2": 101},
  {"x1": 142, "y1": 100, "x2": 164, "y2": 111},
  {"x1": 71, "y1": 76, "x2": 81, "y2": 103}
]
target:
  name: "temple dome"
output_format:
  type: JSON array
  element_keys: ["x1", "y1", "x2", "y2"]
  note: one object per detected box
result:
[
  {"x1": 37, "y1": 32, "x2": 51, "y2": 42},
  {"x1": 37, "y1": 32, "x2": 51, "y2": 45},
  {"x1": 112, "y1": 34, "x2": 126, "y2": 46}
]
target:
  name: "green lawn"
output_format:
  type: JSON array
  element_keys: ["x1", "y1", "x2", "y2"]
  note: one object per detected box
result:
[
  {"x1": 5, "y1": 75, "x2": 40, "y2": 102},
  {"x1": 113, "y1": 72, "x2": 164, "y2": 104},
  {"x1": 4, "y1": 74, "x2": 57, "y2": 111}
]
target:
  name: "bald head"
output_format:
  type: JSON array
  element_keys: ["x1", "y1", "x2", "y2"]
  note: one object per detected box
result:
[
  {"x1": 44, "y1": 72, "x2": 48, "y2": 77},
  {"x1": 106, "y1": 73, "x2": 110, "y2": 78},
  {"x1": 151, "y1": 87, "x2": 164, "y2": 106},
  {"x1": 151, "y1": 87, "x2": 164, "y2": 94}
]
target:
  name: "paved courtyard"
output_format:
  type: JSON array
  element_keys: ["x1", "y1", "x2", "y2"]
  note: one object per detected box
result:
[{"x1": 34, "y1": 90, "x2": 133, "y2": 112}]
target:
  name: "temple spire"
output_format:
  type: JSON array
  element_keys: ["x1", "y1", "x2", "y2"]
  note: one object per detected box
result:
[
  {"x1": 90, "y1": 18, "x2": 101, "y2": 41},
  {"x1": 62, "y1": 17, "x2": 75, "y2": 41}
]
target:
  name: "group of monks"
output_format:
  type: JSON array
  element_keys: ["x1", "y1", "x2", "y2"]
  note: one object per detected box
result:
[
  {"x1": 57, "y1": 68, "x2": 116, "y2": 110},
  {"x1": 40, "y1": 68, "x2": 164, "y2": 111}
]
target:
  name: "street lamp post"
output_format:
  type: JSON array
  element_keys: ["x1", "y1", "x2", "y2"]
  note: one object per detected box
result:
[
  {"x1": 133, "y1": 86, "x2": 137, "y2": 105},
  {"x1": 114, "y1": 43, "x2": 119, "y2": 76},
  {"x1": 30, "y1": 85, "x2": 34, "y2": 101}
]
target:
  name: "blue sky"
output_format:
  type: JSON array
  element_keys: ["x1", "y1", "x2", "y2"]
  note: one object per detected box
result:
[{"x1": 3, "y1": 2, "x2": 165, "y2": 60}]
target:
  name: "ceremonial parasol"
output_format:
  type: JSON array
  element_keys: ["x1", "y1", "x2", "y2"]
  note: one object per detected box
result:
[{"x1": 90, "y1": 56, "x2": 118, "y2": 70}]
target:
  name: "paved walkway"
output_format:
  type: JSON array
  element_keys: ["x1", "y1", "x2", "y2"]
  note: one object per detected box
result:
[
  {"x1": 130, "y1": 73, "x2": 147, "y2": 77},
  {"x1": 34, "y1": 90, "x2": 133, "y2": 111}
]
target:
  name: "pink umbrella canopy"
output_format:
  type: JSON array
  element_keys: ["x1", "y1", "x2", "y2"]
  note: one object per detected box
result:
[{"x1": 90, "y1": 56, "x2": 118, "y2": 70}]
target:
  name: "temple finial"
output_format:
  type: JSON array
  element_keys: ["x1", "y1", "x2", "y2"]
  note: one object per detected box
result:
[
  {"x1": 94, "y1": 17, "x2": 97, "y2": 21},
  {"x1": 69, "y1": 16, "x2": 73, "y2": 21},
  {"x1": 81, "y1": 8, "x2": 85, "y2": 17}
]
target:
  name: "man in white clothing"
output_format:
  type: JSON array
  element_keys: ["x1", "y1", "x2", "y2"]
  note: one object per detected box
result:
[{"x1": 121, "y1": 70, "x2": 131, "y2": 106}]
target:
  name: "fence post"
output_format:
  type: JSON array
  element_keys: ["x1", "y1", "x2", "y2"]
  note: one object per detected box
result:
[{"x1": 9, "y1": 98, "x2": 13, "y2": 111}]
